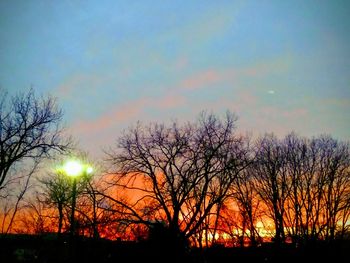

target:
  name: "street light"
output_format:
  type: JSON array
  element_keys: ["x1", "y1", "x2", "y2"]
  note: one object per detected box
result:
[
  {"x1": 60, "y1": 160, "x2": 93, "y2": 237},
  {"x1": 57, "y1": 159, "x2": 93, "y2": 262}
]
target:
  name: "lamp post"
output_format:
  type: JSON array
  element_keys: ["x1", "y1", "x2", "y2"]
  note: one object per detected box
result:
[
  {"x1": 62, "y1": 160, "x2": 93, "y2": 237},
  {"x1": 60, "y1": 160, "x2": 93, "y2": 262}
]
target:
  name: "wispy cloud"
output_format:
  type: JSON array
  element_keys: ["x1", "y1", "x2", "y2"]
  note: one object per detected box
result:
[
  {"x1": 158, "y1": 93, "x2": 187, "y2": 109},
  {"x1": 181, "y1": 70, "x2": 221, "y2": 90},
  {"x1": 177, "y1": 54, "x2": 293, "y2": 91},
  {"x1": 68, "y1": 91, "x2": 188, "y2": 155},
  {"x1": 71, "y1": 98, "x2": 149, "y2": 134}
]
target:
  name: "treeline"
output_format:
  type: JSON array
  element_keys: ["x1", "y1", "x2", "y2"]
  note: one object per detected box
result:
[
  {"x1": 102, "y1": 112, "x2": 350, "y2": 247},
  {"x1": 1, "y1": 89, "x2": 349, "y2": 249}
]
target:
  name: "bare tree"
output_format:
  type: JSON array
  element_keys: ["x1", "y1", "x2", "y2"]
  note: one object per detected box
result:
[
  {"x1": 0, "y1": 88, "x2": 69, "y2": 189},
  {"x1": 40, "y1": 171, "x2": 72, "y2": 235},
  {"x1": 14, "y1": 191, "x2": 56, "y2": 234},
  {"x1": 293, "y1": 136, "x2": 349, "y2": 241},
  {"x1": 252, "y1": 133, "x2": 350, "y2": 245},
  {"x1": 75, "y1": 175, "x2": 116, "y2": 239},
  {"x1": 282, "y1": 133, "x2": 309, "y2": 244},
  {"x1": 314, "y1": 136, "x2": 350, "y2": 241},
  {"x1": 231, "y1": 167, "x2": 262, "y2": 246},
  {"x1": 339, "y1": 190, "x2": 350, "y2": 239},
  {"x1": 104, "y1": 112, "x2": 249, "y2": 248},
  {"x1": 0, "y1": 88, "x2": 70, "y2": 233},
  {"x1": 0, "y1": 159, "x2": 40, "y2": 233},
  {"x1": 253, "y1": 134, "x2": 289, "y2": 245},
  {"x1": 40, "y1": 158, "x2": 94, "y2": 236}
]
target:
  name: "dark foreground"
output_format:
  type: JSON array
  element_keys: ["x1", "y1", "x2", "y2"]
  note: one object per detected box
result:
[{"x1": 1, "y1": 234, "x2": 349, "y2": 263}]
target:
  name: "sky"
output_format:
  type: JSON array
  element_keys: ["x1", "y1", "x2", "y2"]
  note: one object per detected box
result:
[{"x1": 0, "y1": 0, "x2": 349, "y2": 158}]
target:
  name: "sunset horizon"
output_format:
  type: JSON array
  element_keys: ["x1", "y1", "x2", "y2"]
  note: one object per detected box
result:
[{"x1": 1, "y1": 1, "x2": 350, "y2": 262}]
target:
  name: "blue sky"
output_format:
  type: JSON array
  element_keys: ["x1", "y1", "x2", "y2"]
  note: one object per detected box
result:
[{"x1": 1, "y1": 0, "x2": 349, "y2": 157}]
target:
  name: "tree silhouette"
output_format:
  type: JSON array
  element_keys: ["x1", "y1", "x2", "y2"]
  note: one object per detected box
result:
[
  {"x1": 253, "y1": 134, "x2": 288, "y2": 245},
  {"x1": 0, "y1": 88, "x2": 70, "y2": 233},
  {"x1": 104, "y1": 112, "x2": 250, "y2": 249},
  {"x1": 0, "y1": 88, "x2": 69, "y2": 190},
  {"x1": 40, "y1": 171, "x2": 72, "y2": 235},
  {"x1": 2, "y1": 104, "x2": 350, "y2": 259},
  {"x1": 231, "y1": 166, "x2": 261, "y2": 246}
]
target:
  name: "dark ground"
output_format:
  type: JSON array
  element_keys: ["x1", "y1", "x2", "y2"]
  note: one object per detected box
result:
[{"x1": 1, "y1": 234, "x2": 348, "y2": 263}]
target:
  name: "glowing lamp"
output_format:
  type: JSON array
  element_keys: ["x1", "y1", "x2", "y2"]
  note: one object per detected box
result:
[{"x1": 63, "y1": 160, "x2": 83, "y2": 177}]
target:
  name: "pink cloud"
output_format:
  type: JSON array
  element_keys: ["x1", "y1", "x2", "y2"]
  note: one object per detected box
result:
[
  {"x1": 70, "y1": 98, "x2": 150, "y2": 135},
  {"x1": 68, "y1": 92, "x2": 188, "y2": 157},
  {"x1": 70, "y1": 92, "x2": 188, "y2": 136},
  {"x1": 177, "y1": 55, "x2": 292, "y2": 91},
  {"x1": 158, "y1": 94, "x2": 186, "y2": 109},
  {"x1": 181, "y1": 70, "x2": 222, "y2": 90}
]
